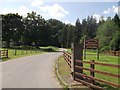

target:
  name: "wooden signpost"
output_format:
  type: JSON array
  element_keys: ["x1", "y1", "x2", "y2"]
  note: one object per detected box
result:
[{"x1": 84, "y1": 39, "x2": 99, "y2": 60}]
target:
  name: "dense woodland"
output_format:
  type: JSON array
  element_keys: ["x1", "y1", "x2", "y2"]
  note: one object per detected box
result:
[{"x1": 1, "y1": 11, "x2": 120, "y2": 52}]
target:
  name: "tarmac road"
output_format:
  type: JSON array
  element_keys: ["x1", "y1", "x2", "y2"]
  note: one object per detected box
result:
[{"x1": 2, "y1": 52, "x2": 62, "y2": 88}]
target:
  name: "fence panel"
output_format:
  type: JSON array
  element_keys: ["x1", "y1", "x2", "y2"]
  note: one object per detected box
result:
[
  {"x1": 75, "y1": 60, "x2": 120, "y2": 89},
  {"x1": 63, "y1": 51, "x2": 72, "y2": 68}
]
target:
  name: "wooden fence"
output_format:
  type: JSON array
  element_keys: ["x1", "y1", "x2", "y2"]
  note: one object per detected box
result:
[
  {"x1": 75, "y1": 60, "x2": 120, "y2": 89},
  {"x1": 63, "y1": 51, "x2": 120, "y2": 89},
  {"x1": 63, "y1": 51, "x2": 71, "y2": 68},
  {"x1": 0, "y1": 49, "x2": 8, "y2": 58}
]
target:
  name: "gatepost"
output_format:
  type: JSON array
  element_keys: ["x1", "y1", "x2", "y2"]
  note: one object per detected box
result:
[{"x1": 71, "y1": 43, "x2": 83, "y2": 80}]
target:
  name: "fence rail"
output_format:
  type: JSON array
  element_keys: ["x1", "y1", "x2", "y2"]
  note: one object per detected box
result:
[
  {"x1": 0, "y1": 49, "x2": 8, "y2": 58},
  {"x1": 63, "y1": 51, "x2": 72, "y2": 68},
  {"x1": 76, "y1": 60, "x2": 120, "y2": 68}
]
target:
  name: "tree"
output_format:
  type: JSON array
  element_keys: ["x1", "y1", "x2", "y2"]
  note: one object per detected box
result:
[
  {"x1": 22, "y1": 11, "x2": 46, "y2": 47},
  {"x1": 97, "y1": 17, "x2": 116, "y2": 50},
  {"x1": 2, "y1": 12, "x2": 119, "y2": 51},
  {"x1": 58, "y1": 25, "x2": 67, "y2": 48},
  {"x1": 73, "y1": 18, "x2": 82, "y2": 43},
  {"x1": 110, "y1": 14, "x2": 120, "y2": 51},
  {"x1": 2, "y1": 13, "x2": 23, "y2": 47},
  {"x1": 98, "y1": 16, "x2": 105, "y2": 25},
  {"x1": 81, "y1": 16, "x2": 98, "y2": 39},
  {"x1": 113, "y1": 14, "x2": 120, "y2": 27},
  {"x1": 82, "y1": 18, "x2": 87, "y2": 37},
  {"x1": 86, "y1": 16, "x2": 98, "y2": 38},
  {"x1": 47, "y1": 19, "x2": 65, "y2": 47},
  {"x1": 66, "y1": 24, "x2": 74, "y2": 48}
]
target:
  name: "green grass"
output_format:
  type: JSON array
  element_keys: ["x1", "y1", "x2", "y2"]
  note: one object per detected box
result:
[
  {"x1": 55, "y1": 56, "x2": 71, "y2": 89},
  {"x1": 1, "y1": 48, "x2": 45, "y2": 61},
  {"x1": 1, "y1": 46, "x2": 59, "y2": 61},
  {"x1": 58, "y1": 56, "x2": 71, "y2": 77},
  {"x1": 67, "y1": 49, "x2": 119, "y2": 90}
]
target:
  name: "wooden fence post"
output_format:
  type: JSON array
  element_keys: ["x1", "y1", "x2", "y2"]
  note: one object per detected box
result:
[
  {"x1": 0, "y1": 50, "x2": 1, "y2": 59},
  {"x1": 90, "y1": 60, "x2": 95, "y2": 84},
  {"x1": 72, "y1": 43, "x2": 83, "y2": 80},
  {"x1": 84, "y1": 39, "x2": 86, "y2": 59},
  {"x1": 26, "y1": 49, "x2": 27, "y2": 54},
  {"x1": 97, "y1": 40, "x2": 99, "y2": 60},
  {"x1": 97, "y1": 48, "x2": 99, "y2": 60},
  {"x1": 6, "y1": 49, "x2": 8, "y2": 58},
  {"x1": 35, "y1": 48, "x2": 37, "y2": 52},
  {"x1": 30, "y1": 48, "x2": 32, "y2": 53},
  {"x1": 21, "y1": 49, "x2": 22, "y2": 55}
]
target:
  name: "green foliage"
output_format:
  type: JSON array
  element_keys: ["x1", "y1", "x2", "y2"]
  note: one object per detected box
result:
[
  {"x1": 40, "y1": 46, "x2": 58, "y2": 52},
  {"x1": 1, "y1": 12, "x2": 119, "y2": 51},
  {"x1": 58, "y1": 25, "x2": 67, "y2": 48},
  {"x1": 110, "y1": 31, "x2": 120, "y2": 51},
  {"x1": 2, "y1": 13, "x2": 24, "y2": 47},
  {"x1": 66, "y1": 24, "x2": 74, "y2": 47},
  {"x1": 100, "y1": 46, "x2": 110, "y2": 52},
  {"x1": 82, "y1": 16, "x2": 98, "y2": 39},
  {"x1": 110, "y1": 14, "x2": 120, "y2": 51},
  {"x1": 22, "y1": 11, "x2": 46, "y2": 46},
  {"x1": 97, "y1": 14, "x2": 120, "y2": 51},
  {"x1": 97, "y1": 19, "x2": 115, "y2": 48},
  {"x1": 46, "y1": 19, "x2": 65, "y2": 47},
  {"x1": 73, "y1": 18, "x2": 82, "y2": 43}
]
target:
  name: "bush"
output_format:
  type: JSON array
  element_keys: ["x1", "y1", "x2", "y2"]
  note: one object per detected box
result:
[{"x1": 40, "y1": 46, "x2": 58, "y2": 52}]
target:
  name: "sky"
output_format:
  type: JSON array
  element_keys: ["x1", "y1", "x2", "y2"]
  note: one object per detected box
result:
[{"x1": 0, "y1": 0, "x2": 120, "y2": 25}]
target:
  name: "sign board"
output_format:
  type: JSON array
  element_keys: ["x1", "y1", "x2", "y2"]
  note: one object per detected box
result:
[
  {"x1": 85, "y1": 39, "x2": 98, "y2": 49},
  {"x1": 84, "y1": 39, "x2": 99, "y2": 60}
]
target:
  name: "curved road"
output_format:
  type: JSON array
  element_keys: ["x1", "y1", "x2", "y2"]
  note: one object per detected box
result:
[{"x1": 2, "y1": 52, "x2": 62, "y2": 88}]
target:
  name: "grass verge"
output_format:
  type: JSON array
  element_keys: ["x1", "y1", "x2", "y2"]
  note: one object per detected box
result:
[
  {"x1": 55, "y1": 56, "x2": 70, "y2": 90},
  {"x1": 55, "y1": 56, "x2": 90, "y2": 90},
  {"x1": 1, "y1": 46, "x2": 58, "y2": 61},
  {"x1": 1, "y1": 49, "x2": 45, "y2": 61}
]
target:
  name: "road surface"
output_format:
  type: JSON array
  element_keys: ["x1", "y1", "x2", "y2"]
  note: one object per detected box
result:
[{"x1": 2, "y1": 52, "x2": 62, "y2": 88}]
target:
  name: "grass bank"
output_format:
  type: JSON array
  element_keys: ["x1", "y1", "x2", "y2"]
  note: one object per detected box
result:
[
  {"x1": 55, "y1": 56, "x2": 70, "y2": 89},
  {"x1": 56, "y1": 56, "x2": 90, "y2": 90},
  {"x1": 58, "y1": 56, "x2": 71, "y2": 81}
]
